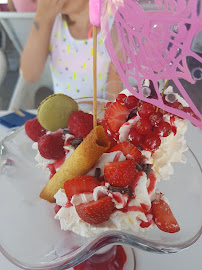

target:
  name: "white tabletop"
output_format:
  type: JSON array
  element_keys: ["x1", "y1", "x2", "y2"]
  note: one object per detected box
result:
[{"x1": 0, "y1": 111, "x2": 201, "y2": 270}]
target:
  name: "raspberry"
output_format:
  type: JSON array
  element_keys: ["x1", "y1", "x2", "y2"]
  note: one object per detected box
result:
[
  {"x1": 25, "y1": 118, "x2": 46, "y2": 142},
  {"x1": 68, "y1": 111, "x2": 93, "y2": 138},
  {"x1": 38, "y1": 132, "x2": 65, "y2": 160}
]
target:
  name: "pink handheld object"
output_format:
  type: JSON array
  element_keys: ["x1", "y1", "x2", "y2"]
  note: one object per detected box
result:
[
  {"x1": 89, "y1": 0, "x2": 102, "y2": 27},
  {"x1": 100, "y1": 0, "x2": 202, "y2": 129}
]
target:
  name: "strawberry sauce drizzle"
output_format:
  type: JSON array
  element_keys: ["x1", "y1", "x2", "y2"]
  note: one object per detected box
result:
[
  {"x1": 170, "y1": 116, "x2": 177, "y2": 135},
  {"x1": 74, "y1": 245, "x2": 127, "y2": 270},
  {"x1": 113, "y1": 152, "x2": 122, "y2": 162},
  {"x1": 147, "y1": 170, "x2": 156, "y2": 194}
]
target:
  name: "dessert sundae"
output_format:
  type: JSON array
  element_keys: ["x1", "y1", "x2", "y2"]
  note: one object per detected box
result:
[{"x1": 25, "y1": 90, "x2": 188, "y2": 237}]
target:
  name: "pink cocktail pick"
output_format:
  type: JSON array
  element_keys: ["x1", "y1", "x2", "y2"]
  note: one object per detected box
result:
[{"x1": 89, "y1": 0, "x2": 101, "y2": 27}]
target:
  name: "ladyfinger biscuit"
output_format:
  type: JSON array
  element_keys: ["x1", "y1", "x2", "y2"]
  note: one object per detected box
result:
[{"x1": 40, "y1": 125, "x2": 110, "y2": 203}]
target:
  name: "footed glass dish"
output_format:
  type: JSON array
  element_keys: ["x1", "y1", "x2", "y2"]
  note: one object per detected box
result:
[{"x1": 0, "y1": 98, "x2": 202, "y2": 270}]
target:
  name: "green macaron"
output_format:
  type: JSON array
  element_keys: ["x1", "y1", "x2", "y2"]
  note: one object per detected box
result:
[{"x1": 37, "y1": 94, "x2": 78, "y2": 131}]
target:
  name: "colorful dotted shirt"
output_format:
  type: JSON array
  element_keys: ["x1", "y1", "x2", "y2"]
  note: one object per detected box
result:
[{"x1": 49, "y1": 14, "x2": 110, "y2": 99}]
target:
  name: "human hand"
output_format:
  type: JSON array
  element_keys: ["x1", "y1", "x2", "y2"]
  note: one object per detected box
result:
[{"x1": 36, "y1": 0, "x2": 67, "y2": 22}]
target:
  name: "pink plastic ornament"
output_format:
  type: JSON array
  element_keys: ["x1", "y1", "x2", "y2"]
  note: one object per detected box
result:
[
  {"x1": 89, "y1": 0, "x2": 102, "y2": 27},
  {"x1": 100, "y1": 0, "x2": 202, "y2": 129}
]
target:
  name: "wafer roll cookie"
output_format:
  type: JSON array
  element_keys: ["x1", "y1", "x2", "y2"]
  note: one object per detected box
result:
[{"x1": 40, "y1": 126, "x2": 110, "y2": 203}]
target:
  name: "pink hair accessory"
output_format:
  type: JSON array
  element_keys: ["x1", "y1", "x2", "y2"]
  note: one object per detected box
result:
[{"x1": 89, "y1": 0, "x2": 102, "y2": 27}]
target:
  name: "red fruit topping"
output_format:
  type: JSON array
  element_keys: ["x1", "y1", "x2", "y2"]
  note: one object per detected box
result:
[
  {"x1": 68, "y1": 111, "x2": 93, "y2": 138},
  {"x1": 135, "y1": 118, "x2": 152, "y2": 135},
  {"x1": 116, "y1": 93, "x2": 127, "y2": 104},
  {"x1": 47, "y1": 163, "x2": 56, "y2": 179},
  {"x1": 25, "y1": 118, "x2": 46, "y2": 142},
  {"x1": 138, "y1": 103, "x2": 156, "y2": 118},
  {"x1": 38, "y1": 132, "x2": 65, "y2": 160},
  {"x1": 124, "y1": 95, "x2": 139, "y2": 109},
  {"x1": 183, "y1": 107, "x2": 200, "y2": 120},
  {"x1": 149, "y1": 112, "x2": 163, "y2": 127},
  {"x1": 147, "y1": 170, "x2": 156, "y2": 194},
  {"x1": 104, "y1": 159, "x2": 136, "y2": 187},
  {"x1": 154, "y1": 121, "x2": 172, "y2": 137},
  {"x1": 140, "y1": 219, "x2": 153, "y2": 228},
  {"x1": 128, "y1": 126, "x2": 145, "y2": 146},
  {"x1": 76, "y1": 196, "x2": 114, "y2": 225},
  {"x1": 100, "y1": 119, "x2": 117, "y2": 150},
  {"x1": 104, "y1": 102, "x2": 129, "y2": 133},
  {"x1": 170, "y1": 101, "x2": 183, "y2": 110},
  {"x1": 151, "y1": 199, "x2": 180, "y2": 233},
  {"x1": 110, "y1": 142, "x2": 142, "y2": 160},
  {"x1": 144, "y1": 132, "x2": 161, "y2": 150},
  {"x1": 54, "y1": 204, "x2": 61, "y2": 214},
  {"x1": 64, "y1": 176, "x2": 100, "y2": 199},
  {"x1": 129, "y1": 171, "x2": 143, "y2": 191}
]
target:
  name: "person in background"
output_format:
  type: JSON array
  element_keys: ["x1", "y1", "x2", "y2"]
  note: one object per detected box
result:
[
  {"x1": 7, "y1": 0, "x2": 37, "y2": 12},
  {"x1": 20, "y1": 0, "x2": 123, "y2": 101}
]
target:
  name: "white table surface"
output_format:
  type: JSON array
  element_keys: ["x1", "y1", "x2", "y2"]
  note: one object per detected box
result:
[{"x1": 0, "y1": 110, "x2": 201, "y2": 270}]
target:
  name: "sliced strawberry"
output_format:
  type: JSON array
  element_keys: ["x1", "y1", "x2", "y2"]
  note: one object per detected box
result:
[
  {"x1": 104, "y1": 159, "x2": 136, "y2": 187},
  {"x1": 151, "y1": 199, "x2": 180, "y2": 233},
  {"x1": 76, "y1": 196, "x2": 114, "y2": 224},
  {"x1": 129, "y1": 171, "x2": 144, "y2": 191},
  {"x1": 104, "y1": 102, "x2": 129, "y2": 133},
  {"x1": 110, "y1": 142, "x2": 141, "y2": 160},
  {"x1": 64, "y1": 176, "x2": 100, "y2": 199},
  {"x1": 100, "y1": 119, "x2": 117, "y2": 150}
]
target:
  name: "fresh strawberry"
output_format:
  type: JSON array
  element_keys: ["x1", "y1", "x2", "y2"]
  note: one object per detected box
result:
[
  {"x1": 100, "y1": 119, "x2": 117, "y2": 150},
  {"x1": 104, "y1": 159, "x2": 136, "y2": 187},
  {"x1": 151, "y1": 198, "x2": 180, "y2": 233},
  {"x1": 76, "y1": 196, "x2": 114, "y2": 225},
  {"x1": 110, "y1": 142, "x2": 141, "y2": 160},
  {"x1": 68, "y1": 111, "x2": 93, "y2": 138},
  {"x1": 104, "y1": 102, "x2": 129, "y2": 133},
  {"x1": 64, "y1": 176, "x2": 100, "y2": 199},
  {"x1": 25, "y1": 118, "x2": 46, "y2": 142},
  {"x1": 38, "y1": 132, "x2": 65, "y2": 160}
]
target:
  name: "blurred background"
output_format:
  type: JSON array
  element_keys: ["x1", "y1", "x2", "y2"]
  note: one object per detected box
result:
[{"x1": 0, "y1": 0, "x2": 53, "y2": 110}]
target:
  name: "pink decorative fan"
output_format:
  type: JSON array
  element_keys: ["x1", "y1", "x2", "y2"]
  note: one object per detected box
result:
[{"x1": 91, "y1": 0, "x2": 202, "y2": 129}]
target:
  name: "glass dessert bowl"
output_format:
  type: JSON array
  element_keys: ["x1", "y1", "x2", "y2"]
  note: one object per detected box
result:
[{"x1": 0, "y1": 98, "x2": 202, "y2": 270}]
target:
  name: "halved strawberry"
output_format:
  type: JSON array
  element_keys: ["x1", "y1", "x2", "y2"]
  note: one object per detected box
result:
[
  {"x1": 64, "y1": 176, "x2": 100, "y2": 199},
  {"x1": 151, "y1": 199, "x2": 180, "y2": 233},
  {"x1": 104, "y1": 159, "x2": 136, "y2": 187},
  {"x1": 75, "y1": 196, "x2": 114, "y2": 224},
  {"x1": 104, "y1": 102, "x2": 129, "y2": 133},
  {"x1": 110, "y1": 142, "x2": 141, "y2": 160}
]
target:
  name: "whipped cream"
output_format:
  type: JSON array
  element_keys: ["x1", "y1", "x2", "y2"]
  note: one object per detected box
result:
[{"x1": 54, "y1": 170, "x2": 156, "y2": 237}]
